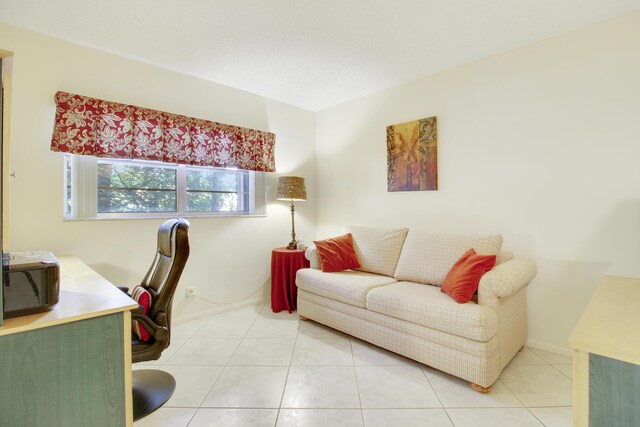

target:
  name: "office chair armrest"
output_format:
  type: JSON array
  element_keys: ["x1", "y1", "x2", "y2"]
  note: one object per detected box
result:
[{"x1": 131, "y1": 311, "x2": 169, "y2": 342}]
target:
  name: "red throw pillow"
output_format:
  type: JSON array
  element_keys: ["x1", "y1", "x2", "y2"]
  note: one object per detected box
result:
[
  {"x1": 131, "y1": 285, "x2": 152, "y2": 341},
  {"x1": 441, "y1": 248, "x2": 496, "y2": 304},
  {"x1": 314, "y1": 233, "x2": 361, "y2": 273}
]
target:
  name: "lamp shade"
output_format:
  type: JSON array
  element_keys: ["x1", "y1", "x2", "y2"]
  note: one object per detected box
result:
[{"x1": 277, "y1": 176, "x2": 307, "y2": 201}]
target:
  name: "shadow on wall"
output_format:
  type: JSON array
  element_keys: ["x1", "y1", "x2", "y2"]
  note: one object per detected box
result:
[
  {"x1": 583, "y1": 198, "x2": 640, "y2": 277},
  {"x1": 527, "y1": 198, "x2": 640, "y2": 351},
  {"x1": 526, "y1": 257, "x2": 610, "y2": 352}
]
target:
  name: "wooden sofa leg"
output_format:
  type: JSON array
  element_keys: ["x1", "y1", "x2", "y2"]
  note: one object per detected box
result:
[
  {"x1": 470, "y1": 382, "x2": 492, "y2": 393},
  {"x1": 299, "y1": 315, "x2": 309, "y2": 321}
]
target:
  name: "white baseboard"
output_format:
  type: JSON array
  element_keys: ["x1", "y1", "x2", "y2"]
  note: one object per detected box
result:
[
  {"x1": 173, "y1": 297, "x2": 267, "y2": 324},
  {"x1": 526, "y1": 338, "x2": 573, "y2": 358}
]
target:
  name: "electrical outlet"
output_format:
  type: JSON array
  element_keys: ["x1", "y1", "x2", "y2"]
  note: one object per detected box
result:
[{"x1": 185, "y1": 287, "x2": 195, "y2": 298}]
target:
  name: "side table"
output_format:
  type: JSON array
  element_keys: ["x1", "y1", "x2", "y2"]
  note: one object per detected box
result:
[{"x1": 271, "y1": 247, "x2": 310, "y2": 313}]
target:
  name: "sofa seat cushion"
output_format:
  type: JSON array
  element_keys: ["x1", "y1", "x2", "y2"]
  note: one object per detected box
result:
[
  {"x1": 296, "y1": 268, "x2": 398, "y2": 308},
  {"x1": 365, "y1": 281, "x2": 498, "y2": 342}
]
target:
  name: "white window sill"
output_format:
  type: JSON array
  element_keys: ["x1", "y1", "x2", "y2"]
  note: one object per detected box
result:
[{"x1": 64, "y1": 213, "x2": 267, "y2": 221}]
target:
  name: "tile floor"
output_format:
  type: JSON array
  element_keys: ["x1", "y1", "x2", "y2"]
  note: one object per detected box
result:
[{"x1": 133, "y1": 304, "x2": 573, "y2": 427}]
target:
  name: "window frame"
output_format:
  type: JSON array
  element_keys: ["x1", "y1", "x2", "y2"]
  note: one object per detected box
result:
[
  {"x1": 64, "y1": 154, "x2": 266, "y2": 220},
  {"x1": 182, "y1": 164, "x2": 254, "y2": 216}
]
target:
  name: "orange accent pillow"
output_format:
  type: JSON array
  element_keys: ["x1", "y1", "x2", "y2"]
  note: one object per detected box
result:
[
  {"x1": 314, "y1": 233, "x2": 361, "y2": 273},
  {"x1": 441, "y1": 248, "x2": 496, "y2": 304}
]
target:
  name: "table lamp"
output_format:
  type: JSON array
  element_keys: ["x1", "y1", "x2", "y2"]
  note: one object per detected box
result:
[{"x1": 277, "y1": 176, "x2": 307, "y2": 250}]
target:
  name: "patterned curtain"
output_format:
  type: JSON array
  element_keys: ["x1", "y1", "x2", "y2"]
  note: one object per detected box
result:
[{"x1": 50, "y1": 91, "x2": 276, "y2": 172}]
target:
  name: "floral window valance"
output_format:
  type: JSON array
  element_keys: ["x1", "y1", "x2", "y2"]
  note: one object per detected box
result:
[{"x1": 50, "y1": 91, "x2": 276, "y2": 172}]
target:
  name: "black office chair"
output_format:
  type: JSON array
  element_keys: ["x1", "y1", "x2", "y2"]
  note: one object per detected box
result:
[{"x1": 121, "y1": 218, "x2": 190, "y2": 421}]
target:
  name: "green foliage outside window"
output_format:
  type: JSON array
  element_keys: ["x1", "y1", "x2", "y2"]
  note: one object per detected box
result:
[
  {"x1": 186, "y1": 169, "x2": 246, "y2": 212},
  {"x1": 98, "y1": 163, "x2": 177, "y2": 213}
]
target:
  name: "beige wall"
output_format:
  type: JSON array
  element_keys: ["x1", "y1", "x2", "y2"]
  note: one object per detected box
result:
[
  {"x1": 315, "y1": 12, "x2": 640, "y2": 353},
  {"x1": 0, "y1": 23, "x2": 317, "y2": 319},
  {"x1": 3, "y1": 11, "x2": 640, "y2": 351}
]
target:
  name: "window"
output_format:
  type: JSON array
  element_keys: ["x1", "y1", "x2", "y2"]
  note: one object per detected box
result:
[
  {"x1": 98, "y1": 161, "x2": 177, "y2": 213},
  {"x1": 65, "y1": 155, "x2": 266, "y2": 219}
]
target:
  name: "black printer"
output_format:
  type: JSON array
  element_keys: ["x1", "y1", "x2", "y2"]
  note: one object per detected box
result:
[{"x1": 3, "y1": 251, "x2": 60, "y2": 318}]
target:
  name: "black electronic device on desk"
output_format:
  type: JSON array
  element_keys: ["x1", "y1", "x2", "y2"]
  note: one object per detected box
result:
[{"x1": 2, "y1": 251, "x2": 60, "y2": 319}]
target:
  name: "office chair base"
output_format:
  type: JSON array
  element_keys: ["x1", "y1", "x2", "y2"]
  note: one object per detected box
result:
[{"x1": 132, "y1": 369, "x2": 176, "y2": 421}]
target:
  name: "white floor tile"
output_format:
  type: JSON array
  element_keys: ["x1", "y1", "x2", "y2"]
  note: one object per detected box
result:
[
  {"x1": 134, "y1": 303, "x2": 578, "y2": 426},
  {"x1": 133, "y1": 407, "x2": 196, "y2": 427},
  {"x1": 194, "y1": 317, "x2": 255, "y2": 338},
  {"x1": 500, "y1": 364, "x2": 573, "y2": 407},
  {"x1": 164, "y1": 337, "x2": 241, "y2": 365},
  {"x1": 188, "y1": 408, "x2": 278, "y2": 427},
  {"x1": 298, "y1": 320, "x2": 349, "y2": 339},
  {"x1": 229, "y1": 338, "x2": 296, "y2": 366},
  {"x1": 529, "y1": 406, "x2": 573, "y2": 427},
  {"x1": 281, "y1": 366, "x2": 361, "y2": 408},
  {"x1": 351, "y1": 338, "x2": 416, "y2": 366},
  {"x1": 158, "y1": 365, "x2": 224, "y2": 408},
  {"x1": 355, "y1": 365, "x2": 441, "y2": 408},
  {"x1": 529, "y1": 348, "x2": 573, "y2": 365},
  {"x1": 211, "y1": 304, "x2": 265, "y2": 319},
  {"x1": 291, "y1": 338, "x2": 354, "y2": 366},
  {"x1": 245, "y1": 317, "x2": 300, "y2": 339},
  {"x1": 277, "y1": 409, "x2": 364, "y2": 427},
  {"x1": 259, "y1": 305, "x2": 301, "y2": 320},
  {"x1": 446, "y1": 408, "x2": 543, "y2": 427},
  {"x1": 201, "y1": 366, "x2": 288, "y2": 408},
  {"x1": 136, "y1": 337, "x2": 189, "y2": 365},
  {"x1": 171, "y1": 319, "x2": 207, "y2": 338},
  {"x1": 362, "y1": 409, "x2": 453, "y2": 427},
  {"x1": 553, "y1": 364, "x2": 573, "y2": 380},
  {"x1": 422, "y1": 365, "x2": 522, "y2": 408},
  {"x1": 509, "y1": 348, "x2": 548, "y2": 365}
]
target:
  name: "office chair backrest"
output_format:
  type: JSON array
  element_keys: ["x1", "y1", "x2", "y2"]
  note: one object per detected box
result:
[{"x1": 140, "y1": 218, "x2": 190, "y2": 330}]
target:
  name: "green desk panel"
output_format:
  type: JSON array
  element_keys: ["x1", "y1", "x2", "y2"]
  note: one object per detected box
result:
[
  {"x1": 589, "y1": 353, "x2": 640, "y2": 427},
  {"x1": 0, "y1": 313, "x2": 125, "y2": 427}
]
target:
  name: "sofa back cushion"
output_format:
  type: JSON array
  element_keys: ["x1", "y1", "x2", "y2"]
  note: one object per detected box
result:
[
  {"x1": 394, "y1": 231, "x2": 503, "y2": 286},
  {"x1": 348, "y1": 226, "x2": 409, "y2": 277},
  {"x1": 495, "y1": 251, "x2": 513, "y2": 266}
]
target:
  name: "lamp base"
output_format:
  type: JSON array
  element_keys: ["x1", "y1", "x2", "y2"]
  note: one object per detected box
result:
[{"x1": 286, "y1": 201, "x2": 299, "y2": 250}]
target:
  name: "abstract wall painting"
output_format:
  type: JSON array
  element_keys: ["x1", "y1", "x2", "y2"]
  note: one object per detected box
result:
[{"x1": 386, "y1": 116, "x2": 438, "y2": 192}]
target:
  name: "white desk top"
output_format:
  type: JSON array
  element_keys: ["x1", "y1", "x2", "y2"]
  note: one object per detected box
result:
[
  {"x1": 0, "y1": 255, "x2": 138, "y2": 336},
  {"x1": 569, "y1": 275, "x2": 640, "y2": 365}
]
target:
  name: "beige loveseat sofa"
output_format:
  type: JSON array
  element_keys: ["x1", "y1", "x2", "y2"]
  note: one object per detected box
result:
[{"x1": 296, "y1": 227, "x2": 537, "y2": 391}]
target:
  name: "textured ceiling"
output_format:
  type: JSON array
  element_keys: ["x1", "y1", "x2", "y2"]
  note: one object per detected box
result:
[{"x1": 1, "y1": 0, "x2": 639, "y2": 111}]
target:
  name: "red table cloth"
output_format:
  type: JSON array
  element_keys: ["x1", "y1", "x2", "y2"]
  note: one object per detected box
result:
[{"x1": 271, "y1": 247, "x2": 310, "y2": 313}]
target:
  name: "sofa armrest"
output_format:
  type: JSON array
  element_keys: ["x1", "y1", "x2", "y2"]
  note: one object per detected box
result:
[
  {"x1": 305, "y1": 246, "x2": 321, "y2": 269},
  {"x1": 478, "y1": 258, "x2": 537, "y2": 299}
]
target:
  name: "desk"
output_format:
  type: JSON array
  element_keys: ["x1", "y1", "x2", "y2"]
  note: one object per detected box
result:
[
  {"x1": 569, "y1": 275, "x2": 640, "y2": 426},
  {"x1": 271, "y1": 247, "x2": 309, "y2": 313},
  {"x1": 0, "y1": 255, "x2": 138, "y2": 427}
]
